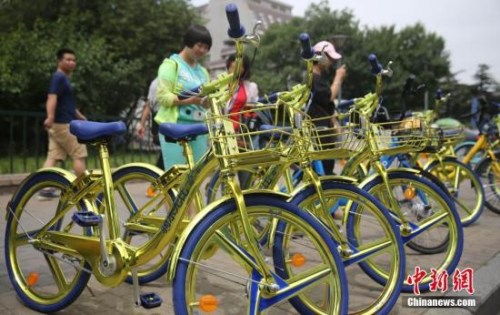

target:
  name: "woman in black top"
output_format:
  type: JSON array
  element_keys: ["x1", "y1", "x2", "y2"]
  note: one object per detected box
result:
[{"x1": 309, "y1": 40, "x2": 347, "y2": 175}]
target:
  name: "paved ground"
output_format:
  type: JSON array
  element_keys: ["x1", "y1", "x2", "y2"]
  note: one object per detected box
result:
[{"x1": 1, "y1": 173, "x2": 500, "y2": 314}]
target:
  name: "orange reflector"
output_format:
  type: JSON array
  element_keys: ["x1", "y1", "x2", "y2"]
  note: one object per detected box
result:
[
  {"x1": 291, "y1": 253, "x2": 306, "y2": 267},
  {"x1": 27, "y1": 272, "x2": 39, "y2": 287},
  {"x1": 340, "y1": 159, "x2": 346, "y2": 166},
  {"x1": 199, "y1": 294, "x2": 218, "y2": 312},
  {"x1": 146, "y1": 186, "x2": 156, "y2": 198},
  {"x1": 404, "y1": 187, "x2": 416, "y2": 200}
]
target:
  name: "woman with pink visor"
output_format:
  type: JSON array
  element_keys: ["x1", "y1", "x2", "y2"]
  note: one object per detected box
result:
[{"x1": 307, "y1": 40, "x2": 347, "y2": 176}]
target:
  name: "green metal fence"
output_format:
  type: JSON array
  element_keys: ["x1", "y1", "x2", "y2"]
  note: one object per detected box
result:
[{"x1": 0, "y1": 110, "x2": 160, "y2": 174}]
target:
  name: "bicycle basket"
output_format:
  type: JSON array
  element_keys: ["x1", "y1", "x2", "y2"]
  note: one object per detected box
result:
[
  {"x1": 307, "y1": 112, "x2": 365, "y2": 159},
  {"x1": 369, "y1": 116, "x2": 427, "y2": 155},
  {"x1": 439, "y1": 126, "x2": 465, "y2": 147},
  {"x1": 206, "y1": 104, "x2": 301, "y2": 167},
  {"x1": 420, "y1": 126, "x2": 444, "y2": 153}
]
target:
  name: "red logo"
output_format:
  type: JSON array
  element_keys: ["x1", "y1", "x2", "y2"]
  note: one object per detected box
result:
[{"x1": 407, "y1": 267, "x2": 475, "y2": 295}]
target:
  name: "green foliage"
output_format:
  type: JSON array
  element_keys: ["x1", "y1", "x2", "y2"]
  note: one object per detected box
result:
[
  {"x1": 1, "y1": 0, "x2": 496, "y2": 120},
  {"x1": 474, "y1": 64, "x2": 499, "y2": 93},
  {"x1": 0, "y1": 0, "x2": 198, "y2": 115}
]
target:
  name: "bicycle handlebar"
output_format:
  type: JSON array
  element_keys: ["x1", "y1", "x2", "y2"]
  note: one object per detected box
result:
[
  {"x1": 226, "y1": 3, "x2": 245, "y2": 38},
  {"x1": 434, "y1": 88, "x2": 450, "y2": 103},
  {"x1": 299, "y1": 33, "x2": 314, "y2": 60},
  {"x1": 256, "y1": 93, "x2": 280, "y2": 104},
  {"x1": 177, "y1": 88, "x2": 201, "y2": 100},
  {"x1": 368, "y1": 54, "x2": 382, "y2": 75},
  {"x1": 435, "y1": 88, "x2": 444, "y2": 100},
  {"x1": 176, "y1": 72, "x2": 233, "y2": 100}
]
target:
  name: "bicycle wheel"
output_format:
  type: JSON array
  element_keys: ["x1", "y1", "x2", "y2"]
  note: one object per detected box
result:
[
  {"x1": 285, "y1": 180, "x2": 404, "y2": 314},
  {"x1": 360, "y1": 171, "x2": 463, "y2": 293},
  {"x1": 172, "y1": 194, "x2": 348, "y2": 315},
  {"x1": 425, "y1": 157, "x2": 485, "y2": 226},
  {"x1": 5, "y1": 170, "x2": 92, "y2": 313},
  {"x1": 475, "y1": 152, "x2": 500, "y2": 214},
  {"x1": 111, "y1": 164, "x2": 176, "y2": 284},
  {"x1": 367, "y1": 168, "x2": 450, "y2": 254}
]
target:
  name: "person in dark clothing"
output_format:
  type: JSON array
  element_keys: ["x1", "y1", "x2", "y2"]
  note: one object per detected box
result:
[
  {"x1": 43, "y1": 48, "x2": 88, "y2": 175},
  {"x1": 39, "y1": 48, "x2": 87, "y2": 200},
  {"x1": 308, "y1": 40, "x2": 347, "y2": 175}
]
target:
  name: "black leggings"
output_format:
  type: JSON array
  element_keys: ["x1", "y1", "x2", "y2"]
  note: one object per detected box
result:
[
  {"x1": 321, "y1": 159, "x2": 335, "y2": 175},
  {"x1": 316, "y1": 120, "x2": 336, "y2": 175}
]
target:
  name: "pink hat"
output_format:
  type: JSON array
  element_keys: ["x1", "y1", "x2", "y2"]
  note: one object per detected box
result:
[{"x1": 313, "y1": 41, "x2": 342, "y2": 60}]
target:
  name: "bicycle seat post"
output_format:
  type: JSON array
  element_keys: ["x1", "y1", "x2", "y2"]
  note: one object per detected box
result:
[
  {"x1": 95, "y1": 141, "x2": 120, "y2": 239},
  {"x1": 181, "y1": 140, "x2": 204, "y2": 212}
]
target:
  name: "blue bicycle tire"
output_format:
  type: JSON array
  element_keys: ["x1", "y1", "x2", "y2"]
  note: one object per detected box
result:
[
  {"x1": 284, "y1": 179, "x2": 404, "y2": 314},
  {"x1": 5, "y1": 170, "x2": 92, "y2": 313},
  {"x1": 475, "y1": 152, "x2": 500, "y2": 214},
  {"x1": 172, "y1": 194, "x2": 349, "y2": 315},
  {"x1": 360, "y1": 171, "x2": 463, "y2": 293}
]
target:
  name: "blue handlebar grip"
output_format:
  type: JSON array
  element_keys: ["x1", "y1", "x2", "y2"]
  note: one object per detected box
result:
[
  {"x1": 257, "y1": 92, "x2": 279, "y2": 104},
  {"x1": 226, "y1": 4, "x2": 245, "y2": 38},
  {"x1": 368, "y1": 54, "x2": 382, "y2": 75},
  {"x1": 178, "y1": 87, "x2": 201, "y2": 100},
  {"x1": 267, "y1": 93, "x2": 279, "y2": 103},
  {"x1": 299, "y1": 33, "x2": 314, "y2": 59},
  {"x1": 435, "y1": 88, "x2": 444, "y2": 100}
]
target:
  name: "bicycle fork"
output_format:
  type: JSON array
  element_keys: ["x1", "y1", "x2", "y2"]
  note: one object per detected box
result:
[
  {"x1": 302, "y1": 166, "x2": 352, "y2": 257},
  {"x1": 371, "y1": 160, "x2": 413, "y2": 235},
  {"x1": 223, "y1": 172, "x2": 280, "y2": 293}
]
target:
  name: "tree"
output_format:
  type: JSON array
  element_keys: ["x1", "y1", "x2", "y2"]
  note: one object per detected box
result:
[
  {"x1": 474, "y1": 64, "x2": 499, "y2": 94},
  {"x1": 0, "y1": 0, "x2": 199, "y2": 115}
]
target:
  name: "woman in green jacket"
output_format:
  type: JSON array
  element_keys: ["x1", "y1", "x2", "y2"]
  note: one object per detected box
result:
[{"x1": 155, "y1": 24, "x2": 212, "y2": 170}]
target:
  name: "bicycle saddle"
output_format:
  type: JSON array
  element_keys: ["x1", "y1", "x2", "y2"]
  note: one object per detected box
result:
[
  {"x1": 70, "y1": 120, "x2": 127, "y2": 141},
  {"x1": 159, "y1": 123, "x2": 208, "y2": 142}
]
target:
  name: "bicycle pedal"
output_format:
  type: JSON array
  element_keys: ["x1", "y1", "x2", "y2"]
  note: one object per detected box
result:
[
  {"x1": 72, "y1": 211, "x2": 102, "y2": 227},
  {"x1": 139, "y1": 292, "x2": 162, "y2": 309}
]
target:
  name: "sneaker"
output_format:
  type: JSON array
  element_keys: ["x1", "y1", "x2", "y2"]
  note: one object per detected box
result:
[{"x1": 37, "y1": 189, "x2": 59, "y2": 201}]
